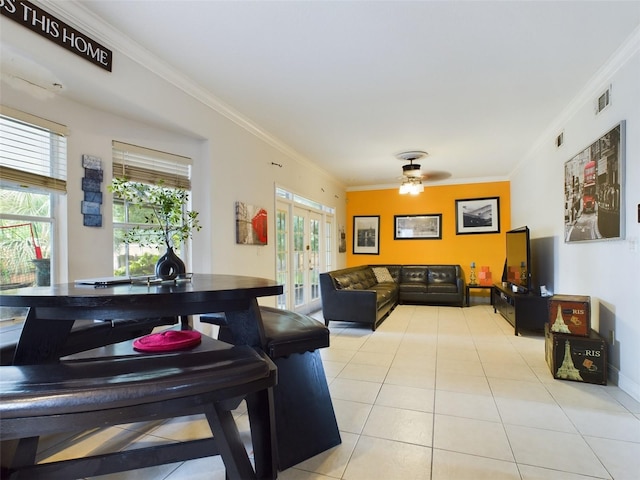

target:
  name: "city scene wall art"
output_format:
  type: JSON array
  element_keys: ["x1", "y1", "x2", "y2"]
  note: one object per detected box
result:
[
  {"x1": 235, "y1": 201, "x2": 268, "y2": 245},
  {"x1": 353, "y1": 215, "x2": 380, "y2": 254},
  {"x1": 394, "y1": 214, "x2": 442, "y2": 240},
  {"x1": 455, "y1": 197, "x2": 500, "y2": 235},
  {"x1": 564, "y1": 121, "x2": 625, "y2": 243}
]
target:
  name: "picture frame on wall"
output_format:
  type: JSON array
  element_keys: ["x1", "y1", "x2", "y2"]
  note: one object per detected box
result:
[
  {"x1": 455, "y1": 197, "x2": 500, "y2": 235},
  {"x1": 353, "y1": 215, "x2": 380, "y2": 254},
  {"x1": 564, "y1": 121, "x2": 625, "y2": 243},
  {"x1": 338, "y1": 226, "x2": 347, "y2": 253},
  {"x1": 394, "y1": 214, "x2": 442, "y2": 240},
  {"x1": 235, "y1": 201, "x2": 268, "y2": 245}
]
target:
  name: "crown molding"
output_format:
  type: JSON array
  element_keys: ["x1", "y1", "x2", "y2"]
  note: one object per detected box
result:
[
  {"x1": 36, "y1": 0, "x2": 344, "y2": 188},
  {"x1": 513, "y1": 24, "x2": 640, "y2": 177}
]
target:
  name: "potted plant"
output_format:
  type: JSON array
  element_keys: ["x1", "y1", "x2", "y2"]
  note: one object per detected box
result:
[{"x1": 109, "y1": 178, "x2": 201, "y2": 280}]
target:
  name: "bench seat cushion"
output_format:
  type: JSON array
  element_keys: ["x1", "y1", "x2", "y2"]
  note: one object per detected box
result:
[
  {"x1": 256, "y1": 307, "x2": 329, "y2": 358},
  {"x1": 201, "y1": 307, "x2": 329, "y2": 358},
  {"x1": 427, "y1": 283, "x2": 458, "y2": 294},
  {"x1": 0, "y1": 336, "x2": 270, "y2": 420},
  {"x1": 399, "y1": 283, "x2": 428, "y2": 293},
  {"x1": 370, "y1": 284, "x2": 397, "y2": 307}
]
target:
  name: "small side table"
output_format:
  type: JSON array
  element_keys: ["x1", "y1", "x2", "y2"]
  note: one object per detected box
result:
[{"x1": 466, "y1": 284, "x2": 494, "y2": 307}]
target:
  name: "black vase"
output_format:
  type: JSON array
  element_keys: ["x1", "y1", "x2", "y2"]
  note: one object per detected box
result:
[{"x1": 155, "y1": 247, "x2": 186, "y2": 280}]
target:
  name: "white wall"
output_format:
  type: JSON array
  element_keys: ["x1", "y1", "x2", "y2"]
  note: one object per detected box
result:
[
  {"x1": 0, "y1": 15, "x2": 347, "y2": 289},
  {"x1": 1, "y1": 81, "x2": 207, "y2": 281},
  {"x1": 511, "y1": 33, "x2": 640, "y2": 401}
]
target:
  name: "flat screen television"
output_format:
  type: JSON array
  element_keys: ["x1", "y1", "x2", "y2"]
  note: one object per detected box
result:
[
  {"x1": 503, "y1": 226, "x2": 531, "y2": 293},
  {"x1": 530, "y1": 236, "x2": 555, "y2": 296}
]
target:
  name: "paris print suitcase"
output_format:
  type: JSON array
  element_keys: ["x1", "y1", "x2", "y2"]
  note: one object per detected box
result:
[{"x1": 545, "y1": 323, "x2": 607, "y2": 385}]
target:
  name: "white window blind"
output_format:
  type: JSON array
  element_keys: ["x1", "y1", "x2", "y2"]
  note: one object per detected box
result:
[
  {"x1": 0, "y1": 105, "x2": 68, "y2": 194},
  {"x1": 112, "y1": 141, "x2": 191, "y2": 189}
]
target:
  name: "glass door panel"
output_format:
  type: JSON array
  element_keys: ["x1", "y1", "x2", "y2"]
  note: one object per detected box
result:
[
  {"x1": 292, "y1": 208, "x2": 322, "y2": 313},
  {"x1": 275, "y1": 205, "x2": 289, "y2": 309},
  {"x1": 292, "y1": 212, "x2": 305, "y2": 308},
  {"x1": 309, "y1": 213, "x2": 321, "y2": 305}
]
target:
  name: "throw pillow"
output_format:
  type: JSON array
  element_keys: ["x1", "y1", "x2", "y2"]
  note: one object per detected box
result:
[{"x1": 372, "y1": 266, "x2": 394, "y2": 283}]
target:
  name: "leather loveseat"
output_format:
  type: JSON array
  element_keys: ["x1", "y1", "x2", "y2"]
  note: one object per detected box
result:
[{"x1": 319, "y1": 264, "x2": 465, "y2": 330}]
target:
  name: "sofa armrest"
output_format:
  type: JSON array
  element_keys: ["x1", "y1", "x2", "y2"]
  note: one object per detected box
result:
[
  {"x1": 456, "y1": 265, "x2": 466, "y2": 291},
  {"x1": 320, "y1": 273, "x2": 378, "y2": 324}
]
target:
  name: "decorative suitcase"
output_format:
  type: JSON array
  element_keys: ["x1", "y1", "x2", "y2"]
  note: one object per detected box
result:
[
  {"x1": 548, "y1": 295, "x2": 590, "y2": 337},
  {"x1": 545, "y1": 323, "x2": 607, "y2": 385}
]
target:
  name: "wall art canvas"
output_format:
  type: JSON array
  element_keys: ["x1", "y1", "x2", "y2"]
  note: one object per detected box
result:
[
  {"x1": 236, "y1": 201, "x2": 268, "y2": 245},
  {"x1": 338, "y1": 226, "x2": 347, "y2": 253},
  {"x1": 564, "y1": 122, "x2": 624, "y2": 243},
  {"x1": 353, "y1": 215, "x2": 380, "y2": 254},
  {"x1": 81, "y1": 154, "x2": 102, "y2": 228},
  {"x1": 455, "y1": 197, "x2": 500, "y2": 235},
  {"x1": 394, "y1": 214, "x2": 442, "y2": 239}
]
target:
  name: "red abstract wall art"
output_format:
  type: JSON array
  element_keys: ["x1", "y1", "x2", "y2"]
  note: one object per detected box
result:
[{"x1": 235, "y1": 201, "x2": 268, "y2": 245}]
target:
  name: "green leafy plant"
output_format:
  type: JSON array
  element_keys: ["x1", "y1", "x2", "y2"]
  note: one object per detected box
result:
[
  {"x1": 109, "y1": 178, "x2": 201, "y2": 250},
  {"x1": 114, "y1": 252, "x2": 158, "y2": 277}
]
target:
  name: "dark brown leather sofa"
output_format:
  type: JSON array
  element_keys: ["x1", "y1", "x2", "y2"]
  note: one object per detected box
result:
[{"x1": 319, "y1": 264, "x2": 465, "y2": 330}]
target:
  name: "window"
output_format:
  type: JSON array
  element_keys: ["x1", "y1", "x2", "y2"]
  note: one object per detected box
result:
[
  {"x1": 111, "y1": 141, "x2": 192, "y2": 276},
  {"x1": 0, "y1": 106, "x2": 67, "y2": 289}
]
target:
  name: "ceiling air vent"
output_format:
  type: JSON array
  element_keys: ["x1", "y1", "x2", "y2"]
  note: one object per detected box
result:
[{"x1": 595, "y1": 85, "x2": 611, "y2": 114}]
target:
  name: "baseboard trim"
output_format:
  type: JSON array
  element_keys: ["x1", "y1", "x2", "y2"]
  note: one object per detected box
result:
[{"x1": 616, "y1": 368, "x2": 640, "y2": 403}]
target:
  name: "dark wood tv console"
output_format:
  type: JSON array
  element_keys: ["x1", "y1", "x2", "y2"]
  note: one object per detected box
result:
[{"x1": 493, "y1": 283, "x2": 549, "y2": 335}]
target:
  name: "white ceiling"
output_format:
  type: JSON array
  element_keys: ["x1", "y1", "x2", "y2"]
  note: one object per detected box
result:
[{"x1": 15, "y1": 1, "x2": 640, "y2": 187}]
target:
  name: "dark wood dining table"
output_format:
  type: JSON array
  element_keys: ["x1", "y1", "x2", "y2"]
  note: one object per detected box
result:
[
  {"x1": 0, "y1": 274, "x2": 283, "y2": 478},
  {"x1": 0, "y1": 274, "x2": 283, "y2": 365}
]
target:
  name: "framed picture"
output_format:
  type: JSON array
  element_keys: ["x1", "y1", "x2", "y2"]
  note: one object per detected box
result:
[
  {"x1": 338, "y1": 226, "x2": 347, "y2": 253},
  {"x1": 235, "y1": 201, "x2": 268, "y2": 245},
  {"x1": 394, "y1": 214, "x2": 442, "y2": 239},
  {"x1": 455, "y1": 197, "x2": 500, "y2": 235},
  {"x1": 353, "y1": 215, "x2": 380, "y2": 254},
  {"x1": 564, "y1": 121, "x2": 625, "y2": 243}
]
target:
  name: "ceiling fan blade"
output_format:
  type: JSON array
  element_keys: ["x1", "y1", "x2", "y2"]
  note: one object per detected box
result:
[{"x1": 422, "y1": 171, "x2": 451, "y2": 182}]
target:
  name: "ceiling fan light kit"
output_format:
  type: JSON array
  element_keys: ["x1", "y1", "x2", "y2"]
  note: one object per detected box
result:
[
  {"x1": 397, "y1": 150, "x2": 427, "y2": 195},
  {"x1": 399, "y1": 177, "x2": 424, "y2": 195},
  {"x1": 402, "y1": 163, "x2": 422, "y2": 178}
]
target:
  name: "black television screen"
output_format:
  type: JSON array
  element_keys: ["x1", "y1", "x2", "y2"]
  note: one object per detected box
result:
[
  {"x1": 530, "y1": 236, "x2": 555, "y2": 295},
  {"x1": 504, "y1": 226, "x2": 531, "y2": 293}
]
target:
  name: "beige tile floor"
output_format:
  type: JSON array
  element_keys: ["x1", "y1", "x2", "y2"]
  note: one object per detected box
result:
[{"x1": 33, "y1": 304, "x2": 640, "y2": 479}]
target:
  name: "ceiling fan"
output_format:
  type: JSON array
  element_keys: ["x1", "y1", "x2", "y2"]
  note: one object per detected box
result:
[{"x1": 396, "y1": 151, "x2": 450, "y2": 194}]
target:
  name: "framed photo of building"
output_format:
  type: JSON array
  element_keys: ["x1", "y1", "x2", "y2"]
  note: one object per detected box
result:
[
  {"x1": 564, "y1": 121, "x2": 625, "y2": 243},
  {"x1": 353, "y1": 215, "x2": 380, "y2": 254},
  {"x1": 394, "y1": 214, "x2": 442, "y2": 239},
  {"x1": 455, "y1": 197, "x2": 500, "y2": 235}
]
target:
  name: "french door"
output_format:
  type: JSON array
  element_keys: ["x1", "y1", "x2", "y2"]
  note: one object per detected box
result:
[
  {"x1": 276, "y1": 196, "x2": 332, "y2": 314},
  {"x1": 292, "y1": 207, "x2": 322, "y2": 314}
]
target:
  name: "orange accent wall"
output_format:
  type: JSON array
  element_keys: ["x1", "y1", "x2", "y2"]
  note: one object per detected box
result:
[{"x1": 346, "y1": 181, "x2": 511, "y2": 285}]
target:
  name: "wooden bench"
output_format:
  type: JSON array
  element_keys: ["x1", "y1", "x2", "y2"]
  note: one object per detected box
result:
[
  {"x1": 201, "y1": 307, "x2": 341, "y2": 470},
  {"x1": 0, "y1": 334, "x2": 277, "y2": 479}
]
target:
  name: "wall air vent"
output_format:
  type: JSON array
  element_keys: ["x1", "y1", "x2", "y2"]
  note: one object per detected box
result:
[
  {"x1": 556, "y1": 131, "x2": 564, "y2": 148},
  {"x1": 595, "y1": 85, "x2": 611, "y2": 114}
]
